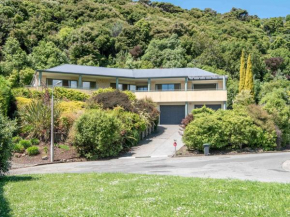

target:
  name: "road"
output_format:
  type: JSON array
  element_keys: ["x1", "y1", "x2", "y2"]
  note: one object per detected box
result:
[{"x1": 10, "y1": 152, "x2": 290, "y2": 183}]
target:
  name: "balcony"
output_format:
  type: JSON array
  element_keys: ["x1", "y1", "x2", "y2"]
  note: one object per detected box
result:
[{"x1": 134, "y1": 89, "x2": 227, "y2": 103}]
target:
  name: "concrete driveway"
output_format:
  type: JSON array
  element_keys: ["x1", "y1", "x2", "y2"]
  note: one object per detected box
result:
[
  {"x1": 122, "y1": 125, "x2": 184, "y2": 158},
  {"x1": 10, "y1": 152, "x2": 290, "y2": 183}
]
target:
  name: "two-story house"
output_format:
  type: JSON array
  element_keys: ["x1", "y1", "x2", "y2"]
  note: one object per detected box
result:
[{"x1": 33, "y1": 64, "x2": 228, "y2": 125}]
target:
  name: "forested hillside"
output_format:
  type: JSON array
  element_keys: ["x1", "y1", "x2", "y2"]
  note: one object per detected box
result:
[{"x1": 0, "y1": 0, "x2": 289, "y2": 87}]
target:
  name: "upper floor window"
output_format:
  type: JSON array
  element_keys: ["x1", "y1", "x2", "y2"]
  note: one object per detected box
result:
[
  {"x1": 156, "y1": 84, "x2": 181, "y2": 91},
  {"x1": 110, "y1": 83, "x2": 136, "y2": 91},
  {"x1": 137, "y1": 86, "x2": 148, "y2": 91},
  {"x1": 83, "y1": 81, "x2": 96, "y2": 89},
  {"x1": 193, "y1": 83, "x2": 217, "y2": 90}
]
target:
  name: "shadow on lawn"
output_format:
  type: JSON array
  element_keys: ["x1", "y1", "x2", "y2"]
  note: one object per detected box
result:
[{"x1": 0, "y1": 176, "x2": 35, "y2": 217}]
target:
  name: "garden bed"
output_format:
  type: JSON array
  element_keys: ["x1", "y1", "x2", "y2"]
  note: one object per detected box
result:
[
  {"x1": 176, "y1": 145, "x2": 290, "y2": 157},
  {"x1": 11, "y1": 143, "x2": 86, "y2": 169}
]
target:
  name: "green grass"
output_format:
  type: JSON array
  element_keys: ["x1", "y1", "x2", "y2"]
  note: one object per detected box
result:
[{"x1": 1, "y1": 174, "x2": 290, "y2": 216}]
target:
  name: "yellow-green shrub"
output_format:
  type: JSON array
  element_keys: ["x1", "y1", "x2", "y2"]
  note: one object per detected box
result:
[
  {"x1": 16, "y1": 97, "x2": 33, "y2": 110},
  {"x1": 58, "y1": 101, "x2": 86, "y2": 114}
]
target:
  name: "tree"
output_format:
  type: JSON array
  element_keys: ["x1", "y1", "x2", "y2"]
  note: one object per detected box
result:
[
  {"x1": 0, "y1": 37, "x2": 28, "y2": 76},
  {"x1": 142, "y1": 34, "x2": 187, "y2": 68},
  {"x1": 265, "y1": 57, "x2": 284, "y2": 76},
  {"x1": 239, "y1": 50, "x2": 246, "y2": 92},
  {"x1": 29, "y1": 41, "x2": 68, "y2": 70},
  {"x1": 244, "y1": 54, "x2": 254, "y2": 94},
  {"x1": 0, "y1": 113, "x2": 16, "y2": 176}
]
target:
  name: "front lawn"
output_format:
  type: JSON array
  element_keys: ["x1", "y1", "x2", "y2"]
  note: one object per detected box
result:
[{"x1": 1, "y1": 173, "x2": 290, "y2": 216}]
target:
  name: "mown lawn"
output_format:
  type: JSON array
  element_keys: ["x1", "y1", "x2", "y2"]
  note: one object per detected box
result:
[{"x1": 0, "y1": 173, "x2": 290, "y2": 217}]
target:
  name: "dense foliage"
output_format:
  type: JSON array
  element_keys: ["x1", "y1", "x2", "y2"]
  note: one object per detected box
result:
[
  {"x1": 0, "y1": 113, "x2": 16, "y2": 175},
  {"x1": 0, "y1": 76, "x2": 12, "y2": 116},
  {"x1": 73, "y1": 110, "x2": 122, "y2": 159},
  {"x1": 183, "y1": 106, "x2": 277, "y2": 151},
  {"x1": 0, "y1": 0, "x2": 289, "y2": 81}
]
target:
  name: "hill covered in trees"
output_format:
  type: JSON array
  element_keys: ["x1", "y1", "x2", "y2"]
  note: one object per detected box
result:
[{"x1": 0, "y1": 0, "x2": 289, "y2": 85}]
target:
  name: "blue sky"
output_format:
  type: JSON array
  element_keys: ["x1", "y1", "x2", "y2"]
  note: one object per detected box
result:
[{"x1": 154, "y1": 0, "x2": 289, "y2": 18}]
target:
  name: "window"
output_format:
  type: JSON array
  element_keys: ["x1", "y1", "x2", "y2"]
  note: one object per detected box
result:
[
  {"x1": 70, "y1": 81, "x2": 78, "y2": 88},
  {"x1": 156, "y1": 84, "x2": 181, "y2": 91},
  {"x1": 82, "y1": 82, "x2": 96, "y2": 89},
  {"x1": 137, "y1": 86, "x2": 148, "y2": 91},
  {"x1": 193, "y1": 83, "x2": 217, "y2": 90},
  {"x1": 110, "y1": 83, "x2": 136, "y2": 91}
]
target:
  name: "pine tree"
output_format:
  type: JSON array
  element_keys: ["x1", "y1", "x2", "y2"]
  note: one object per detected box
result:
[
  {"x1": 244, "y1": 54, "x2": 254, "y2": 94},
  {"x1": 239, "y1": 50, "x2": 246, "y2": 92}
]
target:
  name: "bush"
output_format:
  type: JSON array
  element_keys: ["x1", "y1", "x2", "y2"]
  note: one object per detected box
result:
[
  {"x1": 110, "y1": 107, "x2": 147, "y2": 149},
  {"x1": 19, "y1": 100, "x2": 61, "y2": 141},
  {"x1": 54, "y1": 87, "x2": 89, "y2": 101},
  {"x1": 13, "y1": 144, "x2": 25, "y2": 153},
  {"x1": 0, "y1": 75, "x2": 12, "y2": 116},
  {"x1": 0, "y1": 114, "x2": 16, "y2": 175},
  {"x1": 12, "y1": 88, "x2": 43, "y2": 99},
  {"x1": 88, "y1": 90, "x2": 134, "y2": 112},
  {"x1": 58, "y1": 101, "x2": 86, "y2": 114},
  {"x1": 19, "y1": 140, "x2": 32, "y2": 149},
  {"x1": 30, "y1": 138, "x2": 40, "y2": 145},
  {"x1": 183, "y1": 108, "x2": 277, "y2": 151},
  {"x1": 26, "y1": 146, "x2": 40, "y2": 156},
  {"x1": 16, "y1": 97, "x2": 33, "y2": 110},
  {"x1": 92, "y1": 88, "x2": 114, "y2": 96},
  {"x1": 73, "y1": 110, "x2": 122, "y2": 159},
  {"x1": 12, "y1": 136, "x2": 22, "y2": 144}
]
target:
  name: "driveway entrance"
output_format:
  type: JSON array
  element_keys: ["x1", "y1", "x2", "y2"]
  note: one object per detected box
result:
[{"x1": 122, "y1": 125, "x2": 184, "y2": 158}]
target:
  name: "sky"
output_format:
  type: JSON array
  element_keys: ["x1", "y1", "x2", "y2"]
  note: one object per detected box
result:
[{"x1": 154, "y1": 0, "x2": 290, "y2": 18}]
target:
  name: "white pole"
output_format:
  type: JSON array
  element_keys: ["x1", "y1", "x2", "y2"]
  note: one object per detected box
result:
[{"x1": 50, "y1": 87, "x2": 54, "y2": 163}]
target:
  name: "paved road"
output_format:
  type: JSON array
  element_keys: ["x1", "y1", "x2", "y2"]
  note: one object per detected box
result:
[
  {"x1": 122, "y1": 125, "x2": 184, "y2": 158},
  {"x1": 10, "y1": 152, "x2": 290, "y2": 183}
]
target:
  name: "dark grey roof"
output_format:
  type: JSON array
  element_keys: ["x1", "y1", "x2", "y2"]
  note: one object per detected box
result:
[{"x1": 39, "y1": 64, "x2": 226, "y2": 79}]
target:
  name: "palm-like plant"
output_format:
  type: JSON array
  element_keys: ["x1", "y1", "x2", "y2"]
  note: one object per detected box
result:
[{"x1": 19, "y1": 100, "x2": 60, "y2": 141}]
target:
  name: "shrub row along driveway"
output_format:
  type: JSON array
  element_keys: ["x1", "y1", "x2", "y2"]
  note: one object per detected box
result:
[
  {"x1": 122, "y1": 125, "x2": 184, "y2": 158},
  {"x1": 10, "y1": 152, "x2": 290, "y2": 183}
]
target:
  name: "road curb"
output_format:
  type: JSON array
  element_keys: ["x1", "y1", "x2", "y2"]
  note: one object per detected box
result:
[{"x1": 119, "y1": 155, "x2": 170, "y2": 159}]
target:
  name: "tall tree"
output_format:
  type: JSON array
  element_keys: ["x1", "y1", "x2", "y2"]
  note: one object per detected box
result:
[
  {"x1": 245, "y1": 54, "x2": 254, "y2": 94},
  {"x1": 239, "y1": 50, "x2": 246, "y2": 92}
]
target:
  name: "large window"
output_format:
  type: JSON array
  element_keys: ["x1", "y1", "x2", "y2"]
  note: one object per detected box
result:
[
  {"x1": 110, "y1": 83, "x2": 136, "y2": 91},
  {"x1": 47, "y1": 79, "x2": 96, "y2": 89},
  {"x1": 82, "y1": 81, "x2": 96, "y2": 89},
  {"x1": 155, "y1": 84, "x2": 181, "y2": 91},
  {"x1": 137, "y1": 86, "x2": 148, "y2": 91},
  {"x1": 193, "y1": 83, "x2": 217, "y2": 90}
]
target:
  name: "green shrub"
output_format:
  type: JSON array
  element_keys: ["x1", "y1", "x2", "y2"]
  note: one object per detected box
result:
[
  {"x1": 12, "y1": 136, "x2": 22, "y2": 144},
  {"x1": 0, "y1": 113, "x2": 16, "y2": 175},
  {"x1": 19, "y1": 100, "x2": 61, "y2": 141},
  {"x1": 19, "y1": 140, "x2": 32, "y2": 149},
  {"x1": 88, "y1": 90, "x2": 134, "y2": 112},
  {"x1": 183, "y1": 108, "x2": 277, "y2": 151},
  {"x1": 0, "y1": 75, "x2": 12, "y2": 116},
  {"x1": 123, "y1": 90, "x2": 136, "y2": 101},
  {"x1": 13, "y1": 143, "x2": 25, "y2": 153},
  {"x1": 26, "y1": 146, "x2": 40, "y2": 156},
  {"x1": 73, "y1": 110, "x2": 122, "y2": 159},
  {"x1": 54, "y1": 87, "x2": 89, "y2": 101},
  {"x1": 12, "y1": 88, "x2": 43, "y2": 99},
  {"x1": 92, "y1": 88, "x2": 114, "y2": 96},
  {"x1": 30, "y1": 138, "x2": 40, "y2": 145}
]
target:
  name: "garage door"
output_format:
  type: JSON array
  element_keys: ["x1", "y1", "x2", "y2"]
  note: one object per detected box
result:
[
  {"x1": 195, "y1": 104, "x2": 222, "y2": 111},
  {"x1": 160, "y1": 105, "x2": 185, "y2": 125}
]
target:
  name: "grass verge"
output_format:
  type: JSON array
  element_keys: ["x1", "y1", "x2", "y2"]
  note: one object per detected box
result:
[{"x1": 0, "y1": 173, "x2": 290, "y2": 216}]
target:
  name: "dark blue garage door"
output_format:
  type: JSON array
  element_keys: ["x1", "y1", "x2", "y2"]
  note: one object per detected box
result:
[{"x1": 160, "y1": 105, "x2": 185, "y2": 125}]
